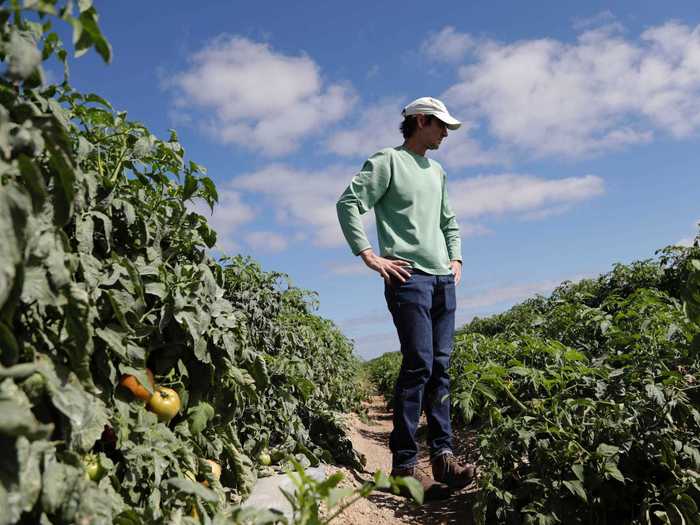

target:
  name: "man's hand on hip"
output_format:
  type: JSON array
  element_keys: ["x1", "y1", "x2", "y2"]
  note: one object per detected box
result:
[
  {"x1": 450, "y1": 260, "x2": 462, "y2": 285},
  {"x1": 359, "y1": 249, "x2": 412, "y2": 284}
]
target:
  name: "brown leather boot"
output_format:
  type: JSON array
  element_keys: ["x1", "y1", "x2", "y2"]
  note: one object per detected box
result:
[
  {"x1": 431, "y1": 453, "x2": 476, "y2": 489},
  {"x1": 390, "y1": 465, "x2": 451, "y2": 501}
]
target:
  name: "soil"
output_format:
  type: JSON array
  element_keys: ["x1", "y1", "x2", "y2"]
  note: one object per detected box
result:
[{"x1": 327, "y1": 397, "x2": 479, "y2": 525}]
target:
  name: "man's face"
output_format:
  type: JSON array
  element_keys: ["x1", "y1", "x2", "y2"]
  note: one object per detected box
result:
[{"x1": 417, "y1": 115, "x2": 449, "y2": 150}]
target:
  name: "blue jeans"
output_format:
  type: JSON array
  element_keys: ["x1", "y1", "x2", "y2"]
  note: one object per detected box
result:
[{"x1": 384, "y1": 269, "x2": 456, "y2": 469}]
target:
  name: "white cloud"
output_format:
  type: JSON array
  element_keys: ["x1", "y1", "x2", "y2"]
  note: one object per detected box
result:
[
  {"x1": 436, "y1": 21, "x2": 700, "y2": 157},
  {"x1": 327, "y1": 261, "x2": 372, "y2": 276},
  {"x1": 325, "y1": 98, "x2": 404, "y2": 157},
  {"x1": 421, "y1": 26, "x2": 475, "y2": 63},
  {"x1": 571, "y1": 11, "x2": 618, "y2": 32},
  {"x1": 433, "y1": 129, "x2": 509, "y2": 169},
  {"x1": 326, "y1": 99, "x2": 506, "y2": 168},
  {"x1": 189, "y1": 189, "x2": 255, "y2": 252},
  {"x1": 231, "y1": 164, "x2": 375, "y2": 248},
  {"x1": 244, "y1": 231, "x2": 289, "y2": 253},
  {"x1": 458, "y1": 279, "x2": 563, "y2": 311},
  {"x1": 676, "y1": 219, "x2": 700, "y2": 246},
  {"x1": 167, "y1": 36, "x2": 356, "y2": 156},
  {"x1": 449, "y1": 173, "x2": 604, "y2": 219},
  {"x1": 460, "y1": 223, "x2": 492, "y2": 237}
]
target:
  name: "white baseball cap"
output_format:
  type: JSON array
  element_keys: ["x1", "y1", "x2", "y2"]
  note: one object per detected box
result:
[{"x1": 402, "y1": 97, "x2": 461, "y2": 130}]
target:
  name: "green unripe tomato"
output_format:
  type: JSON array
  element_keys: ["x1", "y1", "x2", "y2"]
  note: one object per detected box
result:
[
  {"x1": 258, "y1": 452, "x2": 271, "y2": 466},
  {"x1": 84, "y1": 454, "x2": 105, "y2": 481}
]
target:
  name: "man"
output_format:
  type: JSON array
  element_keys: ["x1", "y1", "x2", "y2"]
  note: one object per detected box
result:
[{"x1": 336, "y1": 97, "x2": 475, "y2": 501}]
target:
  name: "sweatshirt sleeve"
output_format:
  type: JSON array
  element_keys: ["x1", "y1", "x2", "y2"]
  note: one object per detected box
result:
[
  {"x1": 440, "y1": 170, "x2": 462, "y2": 262},
  {"x1": 336, "y1": 150, "x2": 392, "y2": 256}
]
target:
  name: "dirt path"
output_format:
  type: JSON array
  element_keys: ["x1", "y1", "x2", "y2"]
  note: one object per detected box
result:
[{"x1": 328, "y1": 397, "x2": 478, "y2": 525}]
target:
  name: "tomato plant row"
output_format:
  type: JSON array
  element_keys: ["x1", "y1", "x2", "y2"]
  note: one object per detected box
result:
[
  {"x1": 0, "y1": 3, "x2": 366, "y2": 523},
  {"x1": 368, "y1": 241, "x2": 700, "y2": 524}
]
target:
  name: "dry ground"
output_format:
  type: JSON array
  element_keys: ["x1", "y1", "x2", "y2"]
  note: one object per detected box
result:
[{"x1": 327, "y1": 397, "x2": 479, "y2": 525}]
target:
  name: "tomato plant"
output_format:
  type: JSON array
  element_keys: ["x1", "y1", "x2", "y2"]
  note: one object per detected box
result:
[{"x1": 0, "y1": 2, "x2": 366, "y2": 523}]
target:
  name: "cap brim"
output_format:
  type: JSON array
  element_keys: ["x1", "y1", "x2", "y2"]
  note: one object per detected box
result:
[{"x1": 434, "y1": 111, "x2": 461, "y2": 130}]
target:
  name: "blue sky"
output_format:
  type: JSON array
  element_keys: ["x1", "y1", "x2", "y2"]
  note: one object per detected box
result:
[{"x1": 61, "y1": 1, "x2": 699, "y2": 359}]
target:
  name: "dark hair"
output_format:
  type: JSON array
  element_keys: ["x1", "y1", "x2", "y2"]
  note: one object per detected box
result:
[{"x1": 400, "y1": 114, "x2": 436, "y2": 139}]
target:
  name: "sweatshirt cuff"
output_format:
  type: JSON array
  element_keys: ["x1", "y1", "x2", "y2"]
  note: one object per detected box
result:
[{"x1": 352, "y1": 243, "x2": 372, "y2": 256}]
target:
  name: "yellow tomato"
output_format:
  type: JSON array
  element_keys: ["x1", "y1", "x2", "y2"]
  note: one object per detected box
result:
[{"x1": 147, "y1": 386, "x2": 181, "y2": 422}]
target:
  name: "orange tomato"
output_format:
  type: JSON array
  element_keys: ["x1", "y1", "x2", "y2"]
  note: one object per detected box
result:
[{"x1": 118, "y1": 369, "x2": 155, "y2": 401}]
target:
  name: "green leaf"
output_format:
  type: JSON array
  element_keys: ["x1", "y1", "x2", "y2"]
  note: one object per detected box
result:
[
  {"x1": 228, "y1": 366, "x2": 256, "y2": 388},
  {"x1": 17, "y1": 155, "x2": 48, "y2": 212},
  {"x1": 95, "y1": 325, "x2": 128, "y2": 359},
  {"x1": 75, "y1": 213, "x2": 95, "y2": 254},
  {"x1": 183, "y1": 173, "x2": 197, "y2": 200},
  {"x1": 165, "y1": 478, "x2": 218, "y2": 502},
  {"x1": 186, "y1": 402, "x2": 214, "y2": 435},
  {"x1": 604, "y1": 462, "x2": 625, "y2": 483},
  {"x1": 38, "y1": 358, "x2": 109, "y2": 452},
  {"x1": 0, "y1": 322, "x2": 19, "y2": 367},
  {"x1": 0, "y1": 184, "x2": 31, "y2": 317},
  {"x1": 77, "y1": 8, "x2": 112, "y2": 63},
  {"x1": 326, "y1": 486, "x2": 353, "y2": 509},
  {"x1": 48, "y1": 98, "x2": 72, "y2": 130},
  {"x1": 16, "y1": 437, "x2": 52, "y2": 514},
  {"x1": 0, "y1": 379, "x2": 53, "y2": 439},
  {"x1": 475, "y1": 381, "x2": 498, "y2": 401},
  {"x1": 48, "y1": 147, "x2": 75, "y2": 226},
  {"x1": 225, "y1": 428, "x2": 257, "y2": 497},
  {"x1": 571, "y1": 463, "x2": 585, "y2": 482},
  {"x1": 84, "y1": 93, "x2": 113, "y2": 109},
  {"x1": 563, "y1": 479, "x2": 588, "y2": 502},
  {"x1": 596, "y1": 443, "x2": 620, "y2": 457},
  {"x1": 394, "y1": 476, "x2": 423, "y2": 505},
  {"x1": 563, "y1": 350, "x2": 587, "y2": 362}
]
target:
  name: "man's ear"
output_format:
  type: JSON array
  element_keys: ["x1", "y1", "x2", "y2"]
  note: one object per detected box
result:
[{"x1": 417, "y1": 114, "x2": 428, "y2": 129}]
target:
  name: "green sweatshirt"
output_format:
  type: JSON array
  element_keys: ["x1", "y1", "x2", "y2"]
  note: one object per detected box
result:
[{"x1": 336, "y1": 145, "x2": 462, "y2": 275}]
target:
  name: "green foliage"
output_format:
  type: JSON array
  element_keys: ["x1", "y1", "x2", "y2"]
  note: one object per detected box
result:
[
  {"x1": 280, "y1": 459, "x2": 422, "y2": 525},
  {"x1": 0, "y1": 3, "x2": 366, "y2": 523},
  {"x1": 368, "y1": 237, "x2": 700, "y2": 524},
  {"x1": 363, "y1": 351, "x2": 401, "y2": 407},
  {"x1": 461, "y1": 240, "x2": 700, "y2": 524}
]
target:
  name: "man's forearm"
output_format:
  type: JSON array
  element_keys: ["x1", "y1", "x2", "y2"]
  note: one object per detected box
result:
[{"x1": 336, "y1": 195, "x2": 372, "y2": 256}]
